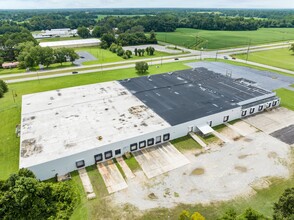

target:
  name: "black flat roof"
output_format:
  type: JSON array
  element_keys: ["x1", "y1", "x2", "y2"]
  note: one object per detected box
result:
[{"x1": 119, "y1": 68, "x2": 273, "y2": 126}]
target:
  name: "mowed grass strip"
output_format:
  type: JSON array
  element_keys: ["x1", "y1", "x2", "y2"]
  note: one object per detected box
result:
[
  {"x1": 235, "y1": 48, "x2": 294, "y2": 71},
  {"x1": 171, "y1": 135, "x2": 202, "y2": 152},
  {"x1": 75, "y1": 47, "x2": 176, "y2": 65},
  {"x1": 275, "y1": 88, "x2": 294, "y2": 111},
  {"x1": 156, "y1": 28, "x2": 294, "y2": 50}
]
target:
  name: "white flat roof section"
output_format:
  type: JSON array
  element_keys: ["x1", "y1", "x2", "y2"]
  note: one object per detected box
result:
[
  {"x1": 39, "y1": 38, "x2": 101, "y2": 48},
  {"x1": 20, "y1": 81, "x2": 171, "y2": 168}
]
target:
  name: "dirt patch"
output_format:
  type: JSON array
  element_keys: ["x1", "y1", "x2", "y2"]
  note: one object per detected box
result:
[
  {"x1": 235, "y1": 166, "x2": 248, "y2": 173},
  {"x1": 268, "y1": 151, "x2": 278, "y2": 159},
  {"x1": 191, "y1": 168, "x2": 205, "y2": 175},
  {"x1": 250, "y1": 178, "x2": 271, "y2": 190},
  {"x1": 148, "y1": 193, "x2": 158, "y2": 200},
  {"x1": 238, "y1": 154, "x2": 252, "y2": 159}
]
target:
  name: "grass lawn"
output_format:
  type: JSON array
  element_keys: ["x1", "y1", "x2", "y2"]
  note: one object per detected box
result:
[
  {"x1": 275, "y1": 88, "x2": 294, "y2": 111},
  {"x1": 156, "y1": 28, "x2": 294, "y2": 50},
  {"x1": 75, "y1": 47, "x2": 176, "y2": 65},
  {"x1": 171, "y1": 135, "x2": 202, "y2": 152},
  {"x1": 38, "y1": 36, "x2": 82, "y2": 42},
  {"x1": 123, "y1": 154, "x2": 141, "y2": 172},
  {"x1": 235, "y1": 48, "x2": 294, "y2": 71},
  {"x1": 0, "y1": 61, "x2": 190, "y2": 180},
  {"x1": 0, "y1": 62, "x2": 75, "y2": 76}
]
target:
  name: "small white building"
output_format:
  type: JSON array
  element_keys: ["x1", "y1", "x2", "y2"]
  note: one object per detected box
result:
[
  {"x1": 19, "y1": 68, "x2": 280, "y2": 180},
  {"x1": 39, "y1": 38, "x2": 101, "y2": 48},
  {"x1": 33, "y1": 28, "x2": 78, "y2": 39}
]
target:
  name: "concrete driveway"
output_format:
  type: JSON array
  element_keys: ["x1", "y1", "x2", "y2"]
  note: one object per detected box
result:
[{"x1": 133, "y1": 142, "x2": 190, "y2": 179}]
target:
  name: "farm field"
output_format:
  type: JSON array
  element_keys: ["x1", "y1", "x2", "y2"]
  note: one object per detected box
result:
[
  {"x1": 75, "y1": 47, "x2": 174, "y2": 65},
  {"x1": 235, "y1": 48, "x2": 294, "y2": 71},
  {"x1": 156, "y1": 28, "x2": 294, "y2": 50}
]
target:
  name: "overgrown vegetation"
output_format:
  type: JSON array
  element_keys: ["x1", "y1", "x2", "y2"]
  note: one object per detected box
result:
[
  {"x1": 0, "y1": 169, "x2": 78, "y2": 220},
  {"x1": 0, "y1": 80, "x2": 8, "y2": 98}
]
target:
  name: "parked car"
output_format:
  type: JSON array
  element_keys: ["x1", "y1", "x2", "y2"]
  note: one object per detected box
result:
[
  {"x1": 72, "y1": 71, "x2": 79, "y2": 74},
  {"x1": 224, "y1": 56, "x2": 229, "y2": 60},
  {"x1": 174, "y1": 58, "x2": 179, "y2": 60},
  {"x1": 232, "y1": 57, "x2": 236, "y2": 60}
]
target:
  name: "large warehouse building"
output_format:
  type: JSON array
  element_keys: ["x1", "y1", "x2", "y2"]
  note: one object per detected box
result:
[
  {"x1": 39, "y1": 38, "x2": 101, "y2": 48},
  {"x1": 20, "y1": 68, "x2": 280, "y2": 180}
]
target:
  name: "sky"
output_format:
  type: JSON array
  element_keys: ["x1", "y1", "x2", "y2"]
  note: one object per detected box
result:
[{"x1": 0, "y1": 0, "x2": 294, "y2": 9}]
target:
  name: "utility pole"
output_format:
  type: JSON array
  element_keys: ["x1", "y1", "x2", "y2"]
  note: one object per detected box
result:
[
  {"x1": 215, "y1": 50, "x2": 218, "y2": 61},
  {"x1": 246, "y1": 39, "x2": 251, "y2": 63},
  {"x1": 36, "y1": 70, "x2": 40, "y2": 84},
  {"x1": 11, "y1": 90, "x2": 16, "y2": 103}
]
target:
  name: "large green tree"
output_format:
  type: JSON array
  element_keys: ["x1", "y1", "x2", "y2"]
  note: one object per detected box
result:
[
  {"x1": 135, "y1": 61, "x2": 149, "y2": 74},
  {"x1": 273, "y1": 188, "x2": 294, "y2": 220},
  {"x1": 77, "y1": 26, "x2": 91, "y2": 38},
  {"x1": 0, "y1": 169, "x2": 77, "y2": 220}
]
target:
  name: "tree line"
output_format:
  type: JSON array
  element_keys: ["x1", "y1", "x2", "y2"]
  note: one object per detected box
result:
[
  {"x1": 2, "y1": 9, "x2": 294, "y2": 36},
  {"x1": 0, "y1": 169, "x2": 77, "y2": 219}
]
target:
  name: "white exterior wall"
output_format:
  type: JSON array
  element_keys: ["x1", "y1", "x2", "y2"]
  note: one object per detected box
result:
[
  {"x1": 241, "y1": 98, "x2": 280, "y2": 118},
  {"x1": 26, "y1": 106, "x2": 242, "y2": 180}
]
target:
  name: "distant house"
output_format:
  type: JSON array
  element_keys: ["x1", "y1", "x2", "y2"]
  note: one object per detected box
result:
[{"x1": 2, "y1": 62, "x2": 19, "y2": 69}]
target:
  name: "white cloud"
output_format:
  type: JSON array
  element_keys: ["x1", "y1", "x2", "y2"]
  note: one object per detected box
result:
[{"x1": 0, "y1": 0, "x2": 293, "y2": 9}]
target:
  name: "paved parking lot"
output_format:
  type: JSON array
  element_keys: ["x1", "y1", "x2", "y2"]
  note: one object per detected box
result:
[
  {"x1": 97, "y1": 160, "x2": 128, "y2": 194},
  {"x1": 270, "y1": 124, "x2": 294, "y2": 145},
  {"x1": 243, "y1": 107, "x2": 294, "y2": 133},
  {"x1": 188, "y1": 61, "x2": 294, "y2": 91},
  {"x1": 133, "y1": 142, "x2": 190, "y2": 179}
]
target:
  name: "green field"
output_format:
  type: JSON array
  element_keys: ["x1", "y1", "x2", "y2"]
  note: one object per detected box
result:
[
  {"x1": 156, "y1": 28, "x2": 294, "y2": 50},
  {"x1": 275, "y1": 88, "x2": 294, "y2": 111},
  {"x1": 235, "y1": 48, "x2": 294, "y2": 71},
  {"x1": 75, "y1": 47, "x2": 176, "y2": 65}
]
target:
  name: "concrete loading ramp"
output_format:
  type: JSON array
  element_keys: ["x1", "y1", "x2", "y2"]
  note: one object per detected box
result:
[
  {"x1": 97, "y1": 160, "x2": 128, "y2": 194},
  {"x1": 116, "y1": 157, "x2": 135, "y2": 180},
  {"x1": 78, "y1": 168, "x2": 96, "y2": 200},
  {"x1": 133, "y1": 142, "x2": 190, "y2": 179}
]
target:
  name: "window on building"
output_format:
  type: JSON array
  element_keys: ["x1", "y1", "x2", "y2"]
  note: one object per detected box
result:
[
  {"x1": 115, "y1": 149, "x2": 121, "y2": 155},
  {"x1": 223, "y1": 116, "x2": 229, "y2": 122},
  {"x1": 155, "y1": 136, "x2": 161, "y2": 144},
  {"x1": 104, "y1": 151, "x2": 113, "y2": 159},
  {"x1": 250, "y1": 108, "x2": 255, "y2": 114},
  {"x1": 267, "y1": 103, "x2": 272, "y2": 108},
  {"x1": 241, "y1": 110, "x2": 247, "y2": 117},
  {"x1": 273, "y1": 101, "x2": 277, "y2": 106},
  {"x1": 163, "y1": 133, "x2": 170, "y2": 141},
  {"x1": 147, "y1": 138, "x2": 154, "y2": 146},
  {"x1": 94, "y1": 153, "x2": 103, "y2": 163},
  {"x1": 209, "y1": 121, "x2": 213, "y2": 126},
  {"x1": 258, "y1": 105, "x2": 264, "y2": 111},
  {"x1": 139, "y1": 141, "x2": 146, "y2": 149},
  {"x1": 76, "y1": 160, "x2": 85, "y2": 168},
  {"x1": 130, "y1": 143, "x2": 137, "y2": 151}
]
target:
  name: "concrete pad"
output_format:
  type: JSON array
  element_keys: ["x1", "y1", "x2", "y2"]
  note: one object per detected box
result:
[
  {"x1": 97, "y1": 160, "x2": 128, "y2": 194},
  {"x1": 212, "y1": 130, "x2": 231, "y2": 143},
  {"x1": 231, "y1": 121, "x2": 258, "y2": 136},
  {"x1": 78, "y1": 168, "x2": 96, "y2": 200},
  {"x1": 219, "y1": 125, "x2": 242, "y2": 141},
  {"x1": 133, "y1": 142, "x2": 190, "y2": 179},
  {"x1": 244, "y1": 108, "x2": 294, "y2": 134},
  {"x1": 224, "y1": 122, "x2": 247, "y2": 137},
  {"x1": 189, "y1": 132, "x2": 207, "y2": 148},
  {"x1": 116, "y1": 157, "x2": 135, "y2": 180}
]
